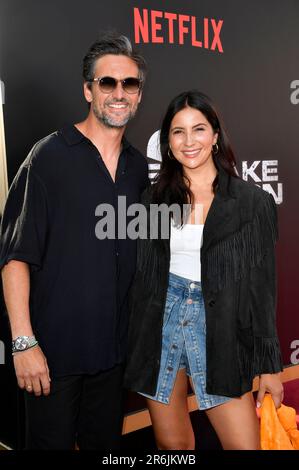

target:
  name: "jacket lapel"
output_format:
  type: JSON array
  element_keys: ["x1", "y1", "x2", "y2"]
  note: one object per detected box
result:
[{"x1": 202, "y1": 166, "x2": 237, "y2": 255}]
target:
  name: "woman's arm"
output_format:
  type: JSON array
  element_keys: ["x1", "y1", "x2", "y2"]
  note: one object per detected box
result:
[{"x1": 250, "y1": 191, "x2": 284, "y2": 407}]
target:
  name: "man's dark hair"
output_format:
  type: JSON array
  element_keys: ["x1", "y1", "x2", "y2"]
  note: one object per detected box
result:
[{"x1": 83, "y1": 32, "x2": 147, "y2": 89}]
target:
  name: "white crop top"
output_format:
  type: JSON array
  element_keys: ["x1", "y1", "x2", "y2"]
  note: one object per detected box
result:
[{"x1": 169, "y1": 221, "x2": 204, "y2": 282}]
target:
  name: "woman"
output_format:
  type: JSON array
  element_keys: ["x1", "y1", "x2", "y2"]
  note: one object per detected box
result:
[{"x1": 124, "y1": 91, "x2": 284, "y2": 450}]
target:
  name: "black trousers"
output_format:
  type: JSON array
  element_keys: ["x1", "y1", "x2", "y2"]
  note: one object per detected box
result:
[{"x1": 24, "y1": 364, "x2": 124, "y2": 450}]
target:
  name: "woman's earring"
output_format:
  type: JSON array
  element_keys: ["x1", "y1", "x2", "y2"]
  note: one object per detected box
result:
[
  {"x1": 213, "y1": 143, "x2": 219, "y2": 155},
  {"x1": 168, "y1": 148, "x2": 174, "y2": 159}
]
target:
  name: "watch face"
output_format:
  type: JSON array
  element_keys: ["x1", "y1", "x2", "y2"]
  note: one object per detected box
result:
[{"x1": 15, "y1": 337, "x2": 29, "y2": 351}]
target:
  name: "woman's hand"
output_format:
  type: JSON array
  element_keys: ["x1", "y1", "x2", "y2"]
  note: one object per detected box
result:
[{"x1": 257, "y1": 373, "x2": 284, "y2": 409}]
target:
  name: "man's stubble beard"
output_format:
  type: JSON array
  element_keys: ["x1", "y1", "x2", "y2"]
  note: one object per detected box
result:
[{"x1": 92, "y1": 101, "x2": 138, "y2": 129}]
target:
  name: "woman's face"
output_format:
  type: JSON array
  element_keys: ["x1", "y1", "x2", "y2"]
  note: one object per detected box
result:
[{"x1": 168, "y1": 106, "x2": 218, "y2": 172}]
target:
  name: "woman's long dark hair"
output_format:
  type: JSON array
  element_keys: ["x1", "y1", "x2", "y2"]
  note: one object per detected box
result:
[{"x1": 152, "y1": 90, "x2": 238, "y2": 215}]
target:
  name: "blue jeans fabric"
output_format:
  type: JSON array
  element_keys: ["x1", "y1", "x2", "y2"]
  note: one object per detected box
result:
[{"x1": 139, "y1": 272, "x2": 232, "y2": 410}]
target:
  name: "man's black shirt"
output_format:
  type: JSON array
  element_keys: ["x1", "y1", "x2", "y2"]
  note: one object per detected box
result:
[{"x1": 0, "y1": 125, "x2": 149, "y2": 377}]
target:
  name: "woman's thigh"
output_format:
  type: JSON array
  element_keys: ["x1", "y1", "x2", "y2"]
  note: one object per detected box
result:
[
  {"x1": 146, "y1": 369, "x2": 195, "y2": 450},
  {"x1": 205, "y1": 391, "x2": 260, "y2": 450}
]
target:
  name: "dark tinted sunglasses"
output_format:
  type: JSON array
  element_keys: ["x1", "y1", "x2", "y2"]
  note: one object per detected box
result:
[{"x1": 88, "y1": 76, "x2": 142, "y2": 94}]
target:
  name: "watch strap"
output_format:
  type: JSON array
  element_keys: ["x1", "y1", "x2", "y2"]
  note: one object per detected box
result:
[{"x1": 12, "y1": 335, "x2": 38, "y2": 354}]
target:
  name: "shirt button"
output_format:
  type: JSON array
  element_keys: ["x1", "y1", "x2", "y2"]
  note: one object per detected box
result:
[
  {"x1": 172, "y1": 344, "x2": 178, "y2": 349},
  {"x1": 167, "y1": 366, "x2": 173, "y2": 372},
  {"x1": 190, "y1": 282, "x2": 195, "y2": 289},
  {"x1": 182, "y1": 320, "x2": 188, "y2": 326},
  {"x1": 187, "y1": 298, "x2": 193, "y2": 304}
]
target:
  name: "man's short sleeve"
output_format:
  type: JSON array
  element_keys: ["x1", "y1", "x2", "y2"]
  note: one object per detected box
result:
[{"x1": 0, "y1": 164, "x2": 48, "y2": 271}]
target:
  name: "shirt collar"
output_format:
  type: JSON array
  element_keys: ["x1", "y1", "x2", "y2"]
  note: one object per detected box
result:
[
  {"x1": 60, "y1": 125, "x2": 85, "y2": 146},
  {"x1": 60, "y1": 124, "x2": 131, "y2": 151}
]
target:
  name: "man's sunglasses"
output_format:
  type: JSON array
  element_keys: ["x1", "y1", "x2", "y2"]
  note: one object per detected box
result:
[{"x1": 88, "y1": 76, "x2": 142, "y2": 94}]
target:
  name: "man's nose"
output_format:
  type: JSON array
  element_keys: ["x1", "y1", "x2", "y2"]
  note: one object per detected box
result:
[{"x1": 111, "y1": 82, "x2": 125, "y2": 100}]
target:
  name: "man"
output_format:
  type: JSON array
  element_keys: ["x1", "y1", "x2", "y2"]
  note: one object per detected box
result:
[{"x1": 0, "y1": 33, "x2": 149, "y2": 449}]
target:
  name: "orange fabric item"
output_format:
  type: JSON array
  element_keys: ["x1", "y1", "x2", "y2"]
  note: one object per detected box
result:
[{"x1": 260, "y1": 393, "x2": 299, "y2": 450}]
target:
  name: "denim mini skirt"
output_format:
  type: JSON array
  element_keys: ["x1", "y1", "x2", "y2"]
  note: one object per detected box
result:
[{"x1": 140, "y1": 272, "x2": 232, "y2": 410}]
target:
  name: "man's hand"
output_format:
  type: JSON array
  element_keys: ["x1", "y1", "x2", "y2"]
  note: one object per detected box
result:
[
  {"x1": 257, "y1": 373, "x2": 284, "y2": 409},
  {"x1": 13, "y1": 345, "x2": 51, "y2": 396}
]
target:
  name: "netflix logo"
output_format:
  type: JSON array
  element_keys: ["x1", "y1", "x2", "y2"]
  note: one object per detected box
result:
[{"x1": 133, "y1": 7, "x2": 224, "y2": 53}]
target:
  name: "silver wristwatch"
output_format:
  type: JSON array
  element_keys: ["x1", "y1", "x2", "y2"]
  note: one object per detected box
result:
[{"x1": 12, "y1": 335, "x2": 38, "y2": 354}]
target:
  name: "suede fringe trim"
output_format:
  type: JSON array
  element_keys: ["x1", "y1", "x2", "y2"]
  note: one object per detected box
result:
[
  {"x1": 237, "y1": 336, "x2": 283, "y2": 379},
  {"x1": 206, "y1": 194, "x2": 278, "y2": 292},
  {"x1": 137, "y1": 238, "x2": 166, "y2": 294}
]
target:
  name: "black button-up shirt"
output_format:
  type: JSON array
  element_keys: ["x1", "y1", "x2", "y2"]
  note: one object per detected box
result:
[{"x1": 0, "y1": 125, "x2": 149, "y2": 377}]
